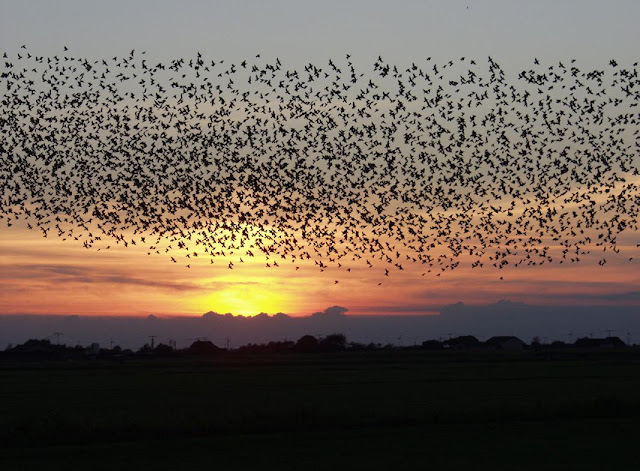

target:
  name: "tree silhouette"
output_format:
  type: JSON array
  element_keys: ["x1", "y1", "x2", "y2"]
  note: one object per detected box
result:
[{"x1": 318, "y1": 334, "x2": 347, "y2": 352}]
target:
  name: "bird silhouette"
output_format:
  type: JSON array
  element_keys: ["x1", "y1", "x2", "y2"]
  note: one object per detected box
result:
[{"x1": 0, "y1": 48, "x2": 638, "y2": 283}]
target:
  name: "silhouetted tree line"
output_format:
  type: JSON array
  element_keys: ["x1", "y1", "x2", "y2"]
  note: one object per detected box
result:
[
  {"x1": 421, "y1": 335, "x2": 629, "y2": 351},
  {"x1": 1, "y1": 333, "x2": 633, "y2": 361}
]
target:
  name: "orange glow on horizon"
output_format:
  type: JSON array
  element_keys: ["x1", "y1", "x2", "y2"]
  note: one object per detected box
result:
[{"x1": 0, "y1": 218, "x2": 639, "y2": 317}]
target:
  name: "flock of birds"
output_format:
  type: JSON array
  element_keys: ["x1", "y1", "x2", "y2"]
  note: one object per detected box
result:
[{"x1": 1, "y1": 47, "x2": 639, "y2": 279}]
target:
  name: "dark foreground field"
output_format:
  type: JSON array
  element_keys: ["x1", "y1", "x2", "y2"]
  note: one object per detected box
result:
[{"x1": 2, "y1": 350, "x2": 640, "y2": 470}]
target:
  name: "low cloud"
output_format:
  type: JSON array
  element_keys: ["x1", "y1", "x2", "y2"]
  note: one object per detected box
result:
[
  {"x1": 311, "y1": 305, "x2": 349, "y2": 317},
  {"x1": 518, "y1": 290, "x2": 640, "y2": 304},
  {"x1": 0, "y1": 263, "x2": 204, "y2": 291},
  {"x1": 2, "y1": 302, "x2": 640, "y2": 350}
]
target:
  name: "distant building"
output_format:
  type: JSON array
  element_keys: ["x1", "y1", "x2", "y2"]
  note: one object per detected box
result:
[
  {"x1": 485, "y1": 336, "x2": 526, "y2": 351},
  {"x1": 421, "y1": 339, "x2": 444, "y2": 350},
  {"x1": 445, "y1": 335, "x2": 480, "y2": 350},
  {"x1": 573, "y1": 337, "x2": 626, "y2": 349},
  {"x1": 187, "y1": 339, "x2": 221, "y2": 355},
  {"x1": 11, "y1": 339, "x2": 56, "y2": 354}
]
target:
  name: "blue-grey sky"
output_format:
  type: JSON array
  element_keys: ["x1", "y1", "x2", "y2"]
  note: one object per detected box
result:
[{"x1": 1, "y1": 0, "x2": 638, "y2": 68}]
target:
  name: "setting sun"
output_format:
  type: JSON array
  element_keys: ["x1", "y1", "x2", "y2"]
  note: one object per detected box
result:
[{"x1": 192, "y1": 279, "x2": 293, "y2": 316}]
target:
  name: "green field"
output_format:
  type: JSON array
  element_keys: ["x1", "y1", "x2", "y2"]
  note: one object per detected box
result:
[{"x1": 2, "y1": 350, "x2": 640, "y2": 470}]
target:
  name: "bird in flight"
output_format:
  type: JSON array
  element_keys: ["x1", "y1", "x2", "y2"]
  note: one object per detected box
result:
[{"x1": 0, "y1": 47, "x2": 637, "y2": 285}]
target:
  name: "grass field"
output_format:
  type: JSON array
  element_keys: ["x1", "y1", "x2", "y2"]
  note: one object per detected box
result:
[{"x1": 2, "y1": 350, "x2": 640, "y2": 469}]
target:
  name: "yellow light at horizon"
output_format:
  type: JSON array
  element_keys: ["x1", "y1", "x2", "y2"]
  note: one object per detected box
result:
[{"x1": 191, "y1": 281, "x2": 292, "y2": 316}]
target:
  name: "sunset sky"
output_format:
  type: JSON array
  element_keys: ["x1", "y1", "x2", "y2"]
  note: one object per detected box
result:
[{"x1": 1, "y1": 0, "x2": 639, "y2": 319}]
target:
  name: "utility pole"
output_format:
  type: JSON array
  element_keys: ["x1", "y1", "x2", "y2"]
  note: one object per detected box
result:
[
  {"x1": 226, "y1": 337, "x2": 230, "y2": 350},
  {"x1": 148, "y1": 335, "x2": 157, "y2": 349},
  {"x1": 627, "y1": 331, "x2": 632, "y2": 346},
  {"x1": 53, "y1": 332, "x2": 63, "y2": 345},
  {"x1": 605, "y1": 329, "x2": 613, "y2": 338}
]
